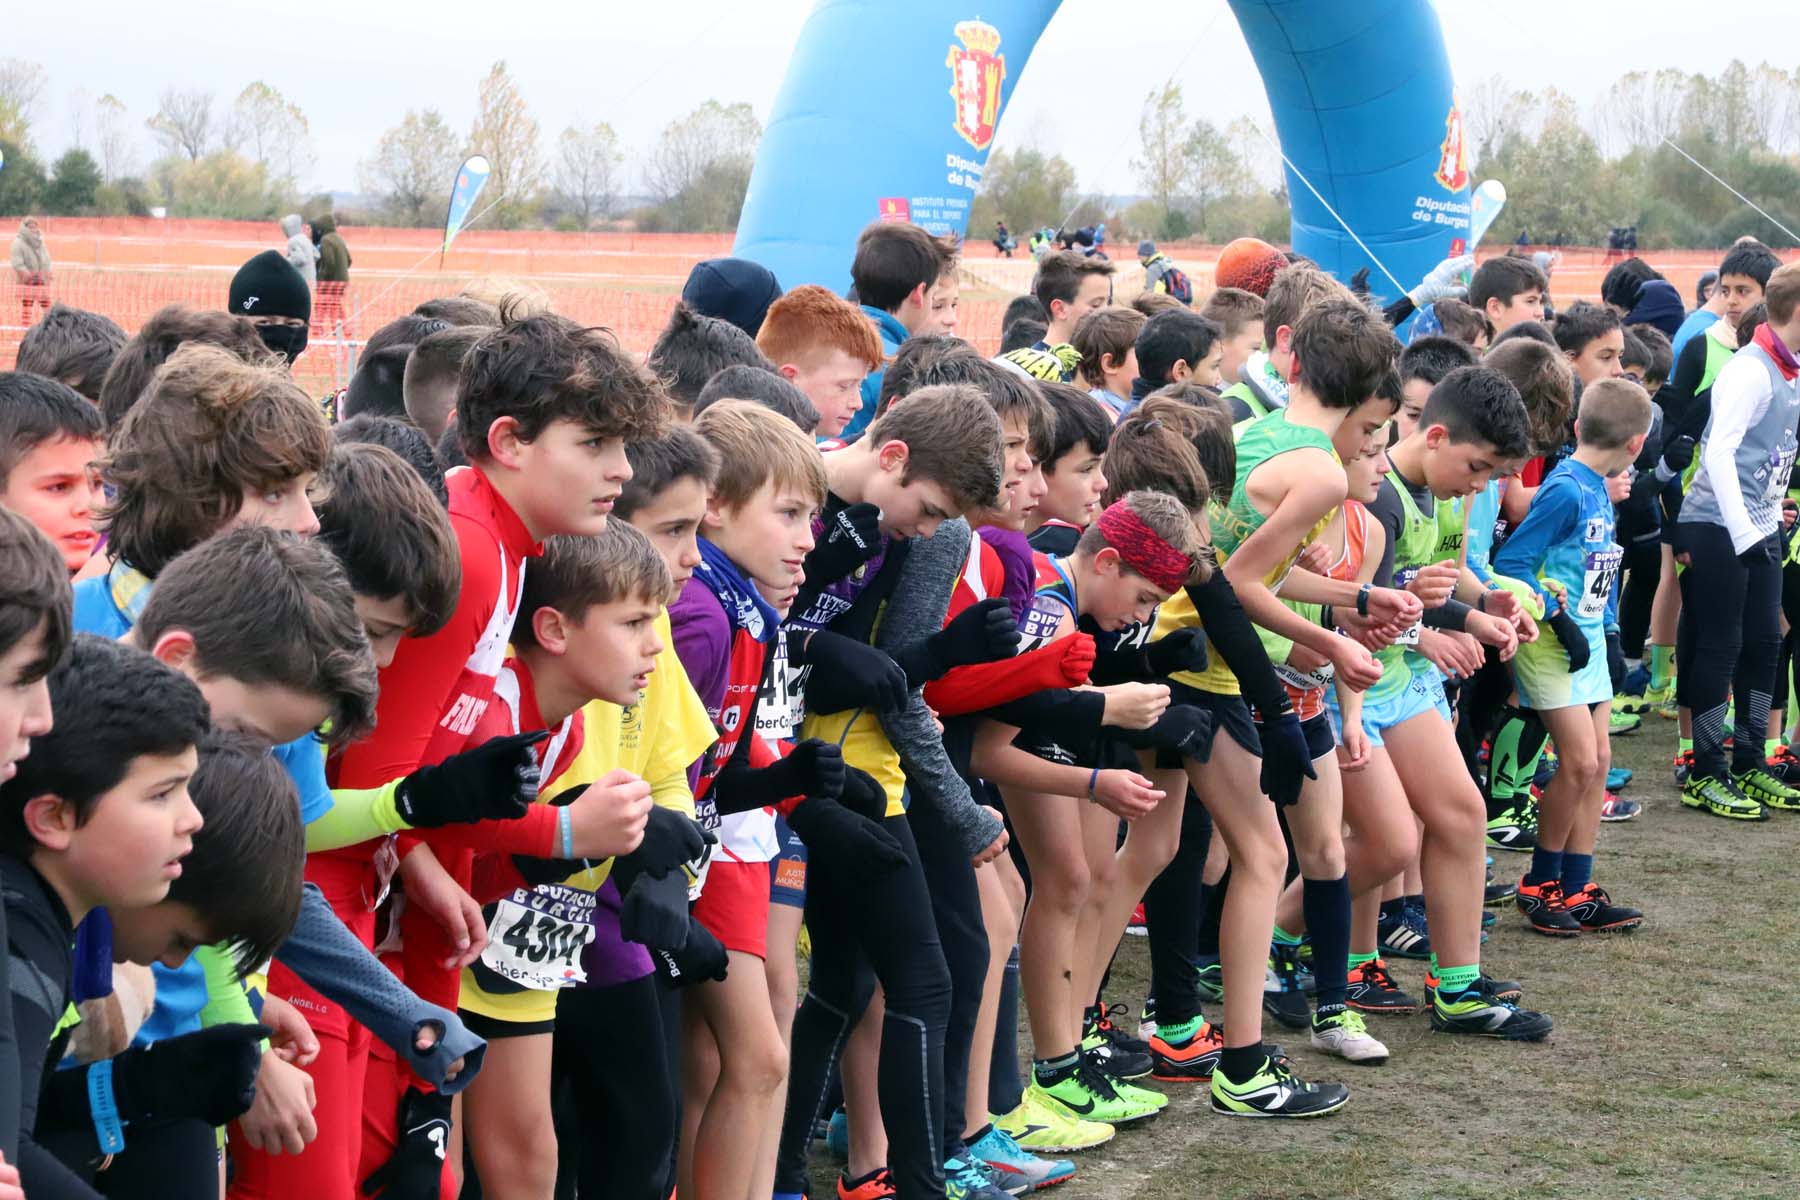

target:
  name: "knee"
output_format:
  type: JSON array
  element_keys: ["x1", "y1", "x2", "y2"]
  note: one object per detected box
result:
[
  {"x1": 1294, "y1": 832, "x2": 1346, "y2": 881},
  {"x1": 1558, "y1": 746, "x2": 1602, "y2": 790},
  {"x1": 1225, "y1": 823, "x2": 1288, "y2": 886},
  {"x1": 886, "y1": 952, "x2": 952, "y2": 1026},
  {"x1": 1429, "y1": 785, "x2": 1487, "y2": 844},
  {"x1": 1030, "y1": 853, "x2": 1092, "y2": 911},
  {"x1": 726, "y1": 1037, "x2": 789, "y2": 1096},
  {"x1": 1123, "y1": 819, "x2": 1183, "y2": 879}
]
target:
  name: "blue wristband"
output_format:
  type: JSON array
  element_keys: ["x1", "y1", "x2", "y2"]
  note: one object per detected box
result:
[
  {"x1": 88, "y1": 1058, "x2": 126, "y2": 1155},
  {"x1": 558, "y1": 805, "x2": 574, "y2": 860},
  {"x1": 1086, "y1": 767, "x2": 1099, "y2": 802}
]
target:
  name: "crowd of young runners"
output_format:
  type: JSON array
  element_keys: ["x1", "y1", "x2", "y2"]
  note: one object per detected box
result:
[{"x1": 0, "y1": 218, "x2": 1789, "y2": 1200}]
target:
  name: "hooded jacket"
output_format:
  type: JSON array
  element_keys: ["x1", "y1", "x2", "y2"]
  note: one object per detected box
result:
[
  {"x1": 1624, "y1": 279, "x2": 1685, "y2": 342},
  {"x1": 314, "y1": 213, "x2": 351, "y2": 284},
  {"x1": 281, "y1": 213, "x2": 317, "y2": 286},
  {"x1": 9, "y1": 222, "x2": 49, "y2": 278}
]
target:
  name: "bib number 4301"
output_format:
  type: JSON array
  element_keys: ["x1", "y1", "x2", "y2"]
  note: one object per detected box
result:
[{"x1": 479, "y1": 887, "x2": 597, "y2": 990}]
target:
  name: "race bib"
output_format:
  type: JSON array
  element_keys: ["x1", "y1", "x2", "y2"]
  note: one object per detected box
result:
[
  {"x1": 1765, "y1": 444, "x2": 1798, "y2": 504},
  {"x1": 1397, "y1": 622, "x2": 1422, "y2": 647},
  {"x1": 1578, "y1": 546, "x2": 1622, "y2": 619},
  {"x1": 479, "y1": 884, "x2": 598, "y2": 991},
  {"x1": 1274, "y1": 661, "x2": 1334, "y2": 692}
]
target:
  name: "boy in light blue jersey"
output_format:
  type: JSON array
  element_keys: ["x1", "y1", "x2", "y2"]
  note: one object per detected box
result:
[{"x1": 1495, "y1": 379, "x2": 1651, "y2": 938}]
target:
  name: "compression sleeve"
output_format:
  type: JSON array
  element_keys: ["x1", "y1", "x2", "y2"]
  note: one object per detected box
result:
[
  {"x1": 1367, "y1": 479, "x2": 1404, "y2": 589},
  {"x1": 1662, "y1": 333, "x2": 1712, "y2": 442},
  {"x1": 304, "y1": 781, "x2": 409, "y2": 852},
  {"x1": 926, "y1": 641, "x2": 1082, "y2": 715},
  {"x1": 193, "y1": 944, "x2": 255, "y2": 1029},
  {"x1": 274, "y1": 885, "x2": 485, "y2": 1094},
  {"x1": 1699, "y1": 353, "x2": 1770, "y2": 553},
  {"x1": 1181, "y1": 570, "x2": 1287, "y2": 717},
  {"x1": 1492, "y1": 474, "x2": 1582, "y2": 604}
]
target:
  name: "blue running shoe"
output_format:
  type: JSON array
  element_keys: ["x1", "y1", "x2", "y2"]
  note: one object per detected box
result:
[
  {"x1": 968, "y1": 1125, "x2": 1075, "y2": 1193},
  {"x1": 946, "y1": 1154, "x2": 1016, "y2": 1199},
  {"x1": 1607, "y1": 766, "x2": 1633, "y2": 790},
  {"x1": 826, "y1": 1107, "x2": 849, "y2": 1158}
]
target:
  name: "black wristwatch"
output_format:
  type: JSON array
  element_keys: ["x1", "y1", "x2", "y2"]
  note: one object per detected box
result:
[{"x1": 1356, "y1": 583, "x2": 1372, "y2": 617}]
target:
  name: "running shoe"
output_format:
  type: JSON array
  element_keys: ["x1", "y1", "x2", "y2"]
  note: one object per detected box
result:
[
  {"x1": 1561, "y1": 882, "x2": 1643, "y2": 932},
  {"x1": 1608, "y1": 709, "x2": 1641, "y2": 736},
  {"x1": 1765, "y1": 744, "x2": 1800, "y2": 786},
  {"x1": 1087, "y1": 1005, "x2": 1151, "y2": 1058},
  {"x1": 1612, "y1": 664, "x2": 1652, "y2": 712},
  {"x1": 1672, "y1": 749, "x2": 1695, "y2": 786},
  {"x1": 1682, "y1": 772, "x2": 1765, "y2": 820},
  {"x1": 1484, "y1": 877, "x2": 1518, "y2": 906},
  {"x1": 1136, "y1": 998, "x2": 1158, "y2": 1041},
  {"x1": 1310, "y1": 1009, "x2": 1390, "y2": 1064},
  {"x1": 1081, "y1": 1007, "x2": 1153, "y2": 1080},
  {"x1": 1377, "y1": 904, "x2": 1431, "y2": 960},
  {"x1": 1607, "y1": 766, "x2": 1634, "y2": 790},
  {"x1": 1600, "y1": 793, "x2": 1642, "y2": 822},
  {"x1": 1124, "y1": 902, "x2": 1147, "y2": 936},
  {"x1": 1423, "y1": 968, "x2": 1522, "y2": 1006},
  {"x1": 1429, "y1": 980, "x2": 1553, "y2": 1041},
  {"x1": 1486, "y1": 800, "x2": 1538, "y2": 852},
  {"x1": 826, "y1": 1107, "x2": 850, "y2": 1158},
  {"x1": 1148, "y1": 1018, "x2": 1224, "y2": 1081},
  {"x1": 967, "y1": 1125, "x2": 1075, "y2": 1193},
  {"x1": 1210, "y1": 1054, "x2": 1349, "y2": 1118},
  {"x1": 1262, "y1": 944, "x2": 1311, "y2": 1030},
  {"x1": 945, "y1": 1155, "x2": 1017, "y2": 1199},
  {"x1": 1195, "y1": 955, "x2": 1224, "y2": 1003},
  {"x1": 993, "y1": 1092, "x2": 1113, "y2": 1154},
  {"x1": 1737, "y1": 766, "x2": 1800, "y2": 811},
  {"x1": 1515, "y1": 879, "x2": 1581, "y2": 937},
  {"x1": 1647, "y1": 681, "x2": 1678, "y2": 717},
  {"x1": 1346, "y1": 958, "x2": 1419, "y2": 1015},
  {"x1": 1031, "y1": 1060, "x2": 1164, "y2": 1126},
  {"x1": 837, "y1": 1167, "x2": 896, "y2": 1200}
]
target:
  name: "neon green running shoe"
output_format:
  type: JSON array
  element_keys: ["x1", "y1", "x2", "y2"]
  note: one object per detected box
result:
[
  {"x1": 1682, "y1": 773, "x2": 1766, "y2": 821},
  {"x1": 992, "y1": 1090, "x2": 1113, "y2": 1154},
  {"x1": 1209, "y1": 1054, "x2": 1348, "y2": 1118},
  {"x1": 1608, "y1": 708, "x2": 1641, "y2": 736},
  {"x1": 1030, "y1": 1060, "x2": 1163, "y2": 1126},
  {"x1": 1736, "y1": 767, "x2": 1800, "y2": 811}
]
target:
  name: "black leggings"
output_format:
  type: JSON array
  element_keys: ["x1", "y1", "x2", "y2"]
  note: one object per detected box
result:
[
  {"x1": 1142, "y1": 791, "x2": 1213, "y2": 1026},
  {"x1": 1775, "y1": 556, "x2": 1800, "y2": 713},
  {"x1": 910, "y1": 794, "x2": 990, "y2": 1159},
  {"x1": 551, "y1": 974, "x2": 680, "y2": 1200},
  {"x1": 777, "y1": 814, "x2": 951, "y2": 1200},
  {"x1": 1676, "y1": 524, "x2": 1784, "y2": 779},
  {"x1": 1618, "y1": 537, "x2": 1662, "y2": 659}
]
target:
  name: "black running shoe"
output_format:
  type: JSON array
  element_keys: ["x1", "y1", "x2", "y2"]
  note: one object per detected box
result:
[
  {"x1": 1430, "y1": 981, "x2": 1553, "y2": 1041},
  {"x1": 1560, "y1": 882, "x2": 1643, "y2": 932},
  {"x1": 1082, "y1": 1004, "x2": 1153, "y2": 1078},
  {"x1": 1262, "y1": 944, "x2": 1311, "y2": 1030},
  {"x1": 1210, "y1": 1054, "x2": 1349, "y2": 1118},
  {"x1": 1345, "y1": 958, "x2": 1418, "y2": 1015},
  {"x1": 1424, "y1": 970, "x2": 1522, "y2": 1007},
  {"x1": 1514, "y1": 879, "x2": 1582, "y2": 937},
  {"x1": 1484, "y1": 877, "x2": 1518, "y2": 907},
  {"x1": 1377, "y1": 902, "x2": 1432, "y2": 960}
]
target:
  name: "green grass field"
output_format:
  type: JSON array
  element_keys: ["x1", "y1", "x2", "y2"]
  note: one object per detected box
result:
[{"x1": 810, "y1": 716, "x2": 1800, "y2": 1200}]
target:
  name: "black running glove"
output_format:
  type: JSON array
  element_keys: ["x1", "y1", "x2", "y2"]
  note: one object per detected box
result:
[
  {"x1": 619, "y1": 869, "x2": 692, "y2": 952},
  {"x1": 837, "y1": 766, "x2": 890, "y2": 823},
  {"x1": 797, "y1": 631, "x2": 911, "y2": 714},
  {"x1": 1661, "y1": 434, "x2": 1696, "y2": 475},
  {"x1": 113, "y1": 1022, "x2": 269, "y2": 1127},
  {"x1": 893, "y1": 598, "x2": 1020, "y2": 685},
  {"x1": 1146, "y1": 628, "x2": 1210, "y2": 677},
  {"x1": 802, "y1": 502, "x2": 884, "y2": 592},
  {"x1": 1545, "y1": 608, "x2": 1590, "y2": 671},
  {"x1": 625, "y1": 806, "x2": 714, "y2": 879},
  {"x1": 361, "y1": 1088, "x2": 452, "y2": 1198},
  {"x1": 393, "y1": 729, "x2": 548, "y2": 827},
  {"x1": 787, "y1": 796, "x2": 908, "y2": 876},
  {"x1": 1117, "y1": 703, "x2": 1214, "y2": 761},
  {"x1": 711, "y1": 738, "x2": 847, "y2": 815},
  {"x1": 1255, "y1": 704, "x2": 1317, "y2": 808},
  {"x1": 653, "y1": 918, "x2": 730, "y2": 987}
]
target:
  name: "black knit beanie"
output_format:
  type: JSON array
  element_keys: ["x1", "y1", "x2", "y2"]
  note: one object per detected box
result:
[{"x1": 229, "y1": 250, "x2": 312, "y2": 323}]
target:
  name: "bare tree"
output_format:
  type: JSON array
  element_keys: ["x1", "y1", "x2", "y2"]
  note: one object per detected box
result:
[
  {"x1": 1132, "y1": 83, "x2": 1195, "y2": 214},
  {"x1": 95, "y1": 94, "x2": 133, "y2": 181},
  {"x1": 1466, "y1": 73, "x2": 1539, "y2": 164},
  {"x1": 644, "y1": 101, "x2": 760, "y2": 230},
  {"x1": 146, "y1": 89, "x2": 214, "y2": 161},
  {"x1": 465, "y1": 61, "x2": 543, "y2": 227},
  {"x1": 553, "y1": 120, "x2": 622, "y2": 226},
  {"x1": 0, "y1": 58, "x2": 47, "y2": 146},
  {"x1": 227, "y1": 82, "x2": 312, "y2": 185},
  {"x1": 66, "y1": 86, "x2": 90, "y2": 149},
  {"x1": 361, "y1": 108, "x2": 460, "y2": 226}
]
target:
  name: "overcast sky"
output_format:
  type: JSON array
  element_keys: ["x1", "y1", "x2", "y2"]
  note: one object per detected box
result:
[{"x1": 10, "y1": 0, "x2": 1788, "y2": 198}]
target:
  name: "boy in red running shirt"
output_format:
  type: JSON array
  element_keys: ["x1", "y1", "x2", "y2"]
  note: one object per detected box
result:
[{"x1": 317, "y1": 309, "x2": 669, "y2": 1195}]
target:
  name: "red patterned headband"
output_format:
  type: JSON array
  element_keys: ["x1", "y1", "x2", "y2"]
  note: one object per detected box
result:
[{"x1": 1097, "y1": 502, "x2": 1192, "y2": 593}]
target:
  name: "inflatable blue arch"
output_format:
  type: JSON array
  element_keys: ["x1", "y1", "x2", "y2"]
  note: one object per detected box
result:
[{"x1": 734, "y1": 0, "x2": 1472, "y2": 302}]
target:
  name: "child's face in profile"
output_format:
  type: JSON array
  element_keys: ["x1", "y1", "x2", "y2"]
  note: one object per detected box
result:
[
  {"x1": 1345, "y1": 443, "x2": 1390, "y2": 504},
  {"x1": 0, "y1": 623, "x2": 53, "y2": 785},
  {"x1": 1192, "y1": 342, "x2": 1225, "y2": 389},
  {"x1": 706, "y1": 481, "x2": 819, "y2": 599},
  {"x1": 511, "y1": 420, "x2": 632, "y2": 540},
  {"x1": 786, "y1": 348, "x2": 869, "y2": 440},
  {"x1": 110, "y1": 898, "x2": 213, "y2": 970},
  {"x1": 1084, "y1": 550, "x2": 1171, "y2": 631},
  {"x1": 563, "y1": 597, "x2": 665, "y2": 707},
  {"x1": 1217, "y1": 326, "x2": 1260, "y2": 384},
  {"x1": 1569, "y1": 329, "x2": 1625, "y2": 388},
  {"x1": 1038, "y1": 446, "x2": 1106, "y2": 530},
  {"x1": 928, "y1": 278, "x2": 960, "y2": 335},
  {"x1": 53, "y1": 747, "x2": 202, "y2": 912},
  {"x1": 626, "y1": 477, "x2": 709, "y2": 590},
  {"x1": 1489, "y1": 289, "x2": 1543, "y2": 333},
  {"x1": 1, "y1": 436, "x2": 103, "y2": 572}
]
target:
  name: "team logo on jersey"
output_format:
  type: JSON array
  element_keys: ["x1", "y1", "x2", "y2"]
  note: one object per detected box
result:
[
  {"x1": 1435, "y1": 102, "x2": 1469, "y2": 192},
  {"x1": 1585, "y1": 517, "x2": 1607, "y2": 543},
  {"x1": 947, "y1": 20, "x2": 1005, "y2": 151}
]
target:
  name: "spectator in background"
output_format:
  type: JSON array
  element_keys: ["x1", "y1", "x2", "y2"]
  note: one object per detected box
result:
[
  {"x1": 312, "y1": 212, "x2": 352, "y2": 331},
  {"x1": 14, "y1": 304, "x2": 127, "y2": 404},
  {"x1": 281, "y1": 214, "x2": 317, "y2": 287},
  {"x1": 227, "y1": 250, "x2": 313, "y2": 365},
  {"x1": 680, "y1": 257, "x2": 783, "y2": 338},
  {"x1": 9, "y1": 218, "x2": 51, "y2": 327}
]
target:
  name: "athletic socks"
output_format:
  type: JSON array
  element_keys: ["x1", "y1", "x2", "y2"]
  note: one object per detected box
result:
[
  {"x1": 1561, "y1": 852, "x2": 1593, "y2": 896},
  {"x1": 1032, "y1": 1051, "x2": 1080, "y2": 1088},
  {"x1": 1525, "y1": 847, "x2": 1564, "y2": 888},
  {"x1": 1302, "y1": 874, "x2": 1351, "y2": 1013},
  {"x1": 1650, "y1": 644, "x2": 1675, "y2": 691},
  {"x1": 1435, "y1": 962, "x2": 1481, "y2": 997},
  {"x1": 1156, "y1": 1015, "x2": 1204, "y2": 1046},
  {"x1": 1488, "y1": 707, "x2": 1548, "y2": 809},
  {"x1": 1217, "y1": 1042, "x2": 1267, "y2": 1084},
  {"x1": 1348, "y1": 950, "x2": 1377, "y2": 972}
]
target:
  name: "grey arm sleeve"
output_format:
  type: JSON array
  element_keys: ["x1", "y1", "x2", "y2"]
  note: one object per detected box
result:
[
  {"x1": 276, "y1": 885, "x2": 486, "y2": 1094},
  {"x1": 872, "y1": 519, "x2": 1005, "y2": 857}
]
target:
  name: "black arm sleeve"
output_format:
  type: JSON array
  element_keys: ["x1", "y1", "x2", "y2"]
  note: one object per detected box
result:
[
  {"x1": 6, "y1": 903, "x2": 101, "y2": 1198},
  {"x1": 1422, "y1": 599, "x2": 1473, "y2": 631},
  {"x1": 1367, "y1": 478, "x2": 1404, "y2": 589},
  {"x1": 986, "y1": 689, "x2": 1107, "y2": 756},
  {"x1": 1661, "y1": 336, "x2": 1711, "y2": 443},
  {"x1": 1181, "y1": 571, "x2": 1286, "y2": 717},
  {"x1": 1382, "y1": 295, "x2": 1417, "y2": 328},
  {"x1": 1085, "y1": 637, "x2": 1149, "y2": 686}
]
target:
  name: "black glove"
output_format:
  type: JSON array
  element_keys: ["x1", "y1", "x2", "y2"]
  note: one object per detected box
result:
[
  {"x1": 837, "y1": 766, "x2": 889, "y2": 822},
  {"x1": 1349, "y1": 266, "x2": 1371, "y2": 296},
  {"x1": 920, "y1": 598, "x2": 1020, "y2": 680},
  {"x1": 1254, "y1": 706, "x2": 1317, "y2": 808},
  {"x1": 653, "y1": 917, "x2": 729, "y2": 987},
  {"x1": 1545, "y1": 607, "x2": 1590, "y2": 671},
  {"x1": 624, "y1": 805, "x2": 714, "y2": 878},
  {"x1": 510, "y1": 852, "x2": 590, "y2": 887},
  {"x1": 1605, "y1": 630, "x2": 1625, "y2": 693},
  {"x1": 393, "y1": 729, "x2": 547, "y2": 827},
  {"x1": 113, "y1": 1022, "x2": 268, "y2": 1127},
  {"x1": 711, "y1": 739, "x2": 846, "y2": 815},
  {"x1": 1119, "y1": 703, "x2": 1214, "y2": 761},
  {"x1": 1661, "y1": 434, "x2": 1696, "y2": 474},
  {"x1": 619, "y1": 869, "x2": 691, "y2": 952},
  {"x1": 361, "y1": 1088, "x2": 452, "y2": 1198},
  {"x1": 803, "y1": 502, "x2": 883, "y2": 590},
  {"x1": 1145, "y1": 628, "x2": 1209, "y2": 677},
  {"x1": 786, "y1": 796, "x2": 908, "y2": 876},
  {"x1": 798, "y1": 631, "x2": 910, "y2": 714}
]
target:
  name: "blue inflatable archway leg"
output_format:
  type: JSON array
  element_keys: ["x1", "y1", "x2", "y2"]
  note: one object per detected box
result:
[{"x1": 734, "y1": 0, "x2": 1470, "y2": 302}]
